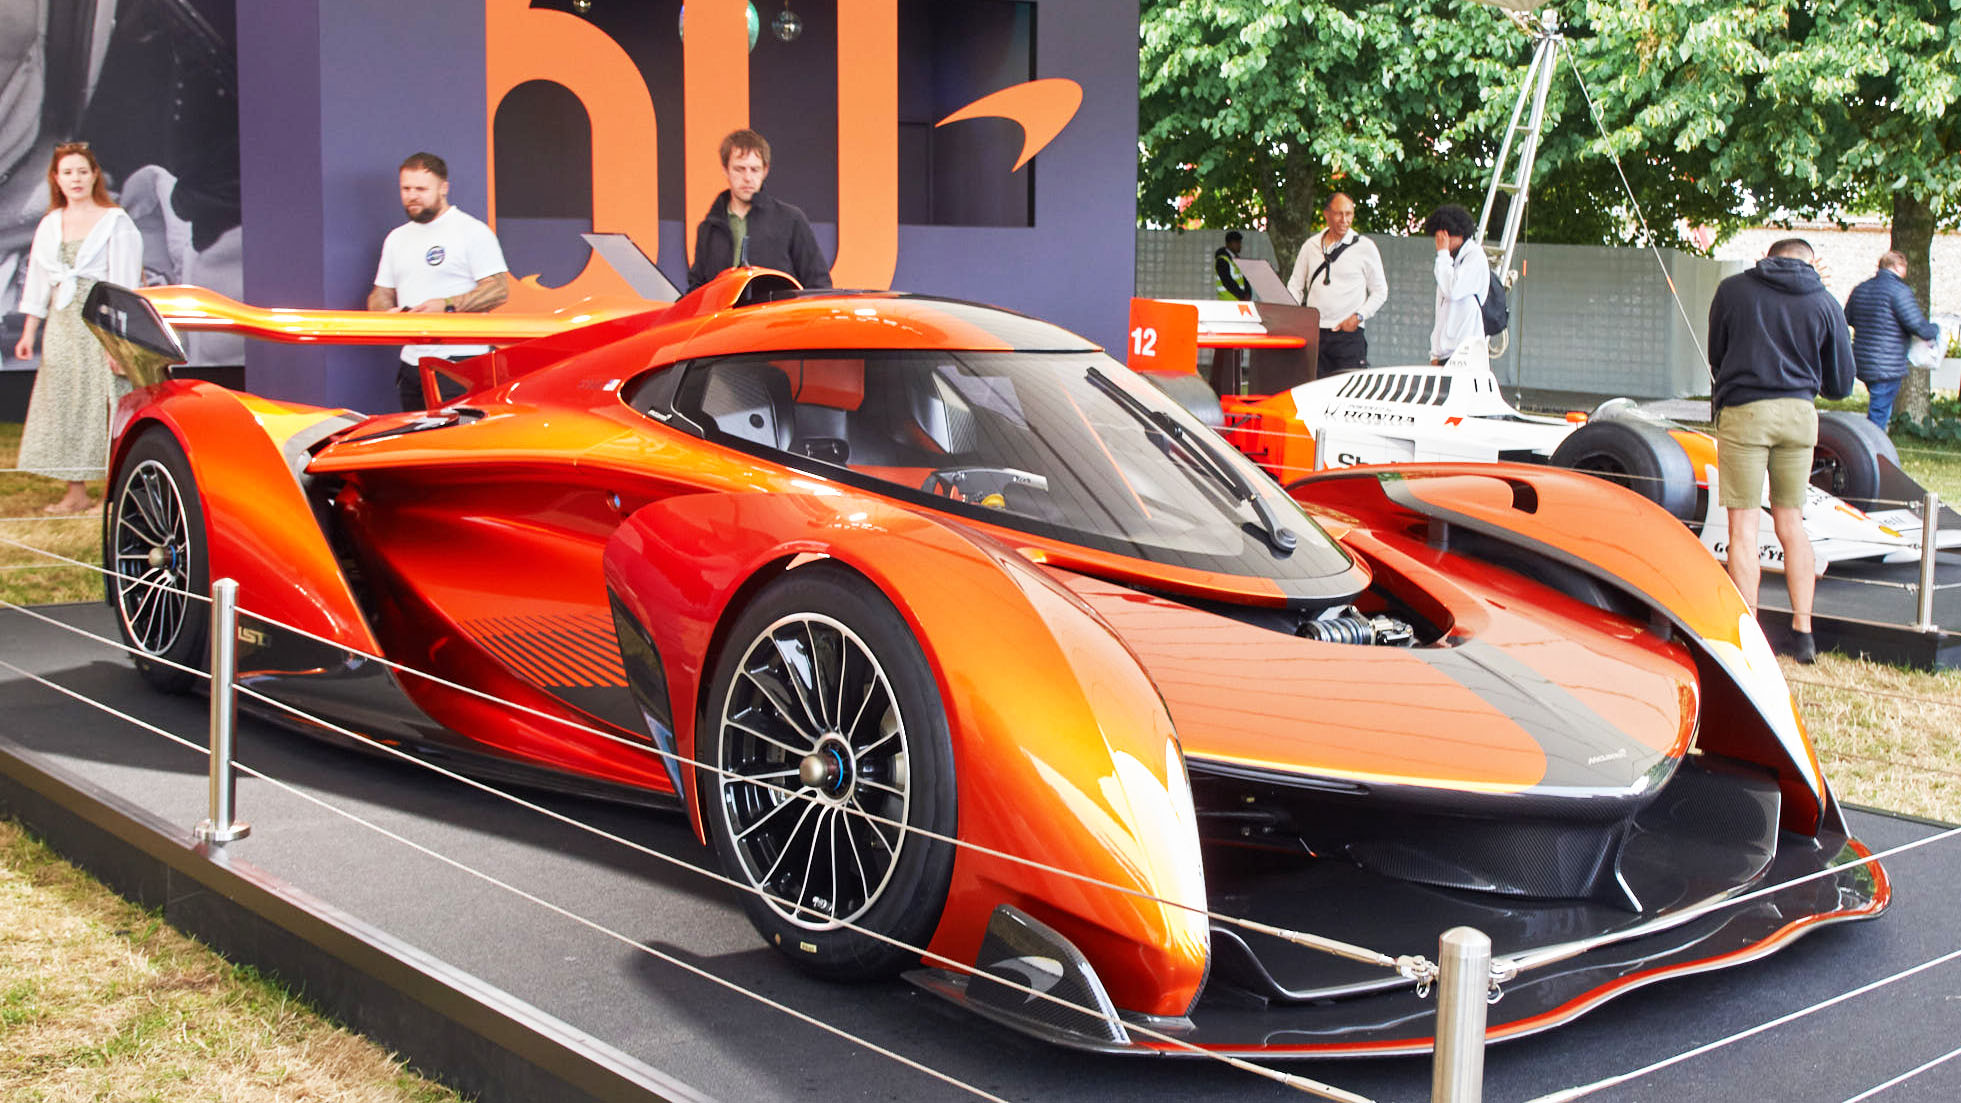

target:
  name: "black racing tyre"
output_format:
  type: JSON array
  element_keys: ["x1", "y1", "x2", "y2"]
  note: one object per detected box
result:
[
  {"x1": 107, "y1": 427, "x2": 209, "y2": 693},
  {"x1": 1812, "y1": 410, "x2": 1899, "y2": 510},
  {"x1": 701, "y1": 564, "x2": 957, "y2": 980},
  {"x1": 1549, "y1": 417, "x2": 1699, "y2": 521}
]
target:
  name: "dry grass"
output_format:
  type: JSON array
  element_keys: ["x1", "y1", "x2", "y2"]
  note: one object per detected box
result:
[
  {"x1": 1783, "y1": 652, "x2": 1961, "y2": 823},
  {"x1": 0, "y1": 422, "x2": 107, "y2": 608},
  {"x1": 0, "y1": 819, "x2": 463, "y2": 1102}
]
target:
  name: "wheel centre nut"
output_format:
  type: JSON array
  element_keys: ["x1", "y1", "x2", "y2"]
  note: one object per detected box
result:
[{"x1": 798, "y1": 738, "x2": 852, "y2": 795}]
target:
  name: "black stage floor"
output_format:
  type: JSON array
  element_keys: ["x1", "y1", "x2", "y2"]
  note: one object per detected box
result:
[
  {"x1": 2, "y1": 604, "x2": 1958, "y2": 1103},
  {"x1": 1757, "y1": 550, "x2": 1961, "y2": 669}
]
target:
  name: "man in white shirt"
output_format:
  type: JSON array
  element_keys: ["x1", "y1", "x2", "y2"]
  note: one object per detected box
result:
[
  {"x1": 367, "y1": 152, "x2": 510, "y2": 410},
  {"x1": 1285, "y1": 193, "x2": 1388, "y2": 376},
  {"x1": 1423, "y1": 203, "x2": 1490, "y2": 364}
]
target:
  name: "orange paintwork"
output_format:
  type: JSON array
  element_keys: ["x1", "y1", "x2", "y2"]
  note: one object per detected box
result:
[
  {"x1": 484, "y1": 0, "x2": 663, "y2": 306},
  {"x1": 937, "y1": 78, "x2": 1084, "y2": 172},
  {"x1": 832, "y1": 0, "x2": 900, "y2": 289},
  {"x1": 601, "y1": 491, "x2": 1210, "y2": 1016},
  {"x1": 682, "y1": 0, "x2": 750, "y2": 272},
  {"x1": 109, "y1": 268, "x2": 1844, "y2": 1028},
  {"x1": 1221, "y1": 390, "x2": 1317, "y2": 486},
  {"x1": 1195, "y1": 334, "x2": 1307, "y2": 349},
  {"x1": 109, "y1": 382, "x2": 378, "y2": 657},
  {"x1": 1672, "y1": 426, "x2": 1720, "y2": 484},
  {"x1": 137, "y1": 284, "x2": 648, "y2": 345},
  {"x1": 1061, "y1": 544, "x2": 1699, "y2": 793}
]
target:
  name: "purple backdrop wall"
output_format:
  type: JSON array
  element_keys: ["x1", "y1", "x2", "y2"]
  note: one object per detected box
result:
[{"x1": 238, "y1": 0, "x2": 1136, "y2": 411}]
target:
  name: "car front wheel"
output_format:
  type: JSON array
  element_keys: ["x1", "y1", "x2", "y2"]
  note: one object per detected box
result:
[{"x1": 702, "y1": 564, "x2": 957, "y2": 979}]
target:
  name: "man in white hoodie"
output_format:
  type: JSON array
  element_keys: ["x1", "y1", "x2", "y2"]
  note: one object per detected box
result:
[{"x1": 1423, "y1": 204, "x2": 1489, "y2": 364}]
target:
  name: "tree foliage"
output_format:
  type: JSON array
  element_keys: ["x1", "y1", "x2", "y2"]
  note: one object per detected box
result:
[{"x1": 1140, "y1": 0, "x2": 1961, "y2": 299}]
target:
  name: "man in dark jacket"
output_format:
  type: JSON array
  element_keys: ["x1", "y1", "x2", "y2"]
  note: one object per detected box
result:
[
  {"x1": 1708, "y1": 238, "x2": 1855, "y2": 663},
  {"x1": 686, "y1": 129, "x2": 831, "y2": 291},
  {"x1": 1844, "y1": 250, "x2": 1940, "y2": 431}
]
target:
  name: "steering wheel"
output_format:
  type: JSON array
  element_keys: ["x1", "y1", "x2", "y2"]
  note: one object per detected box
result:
[{"x1": 919, "y1": 466, "x2": 1048, "y2": 508}]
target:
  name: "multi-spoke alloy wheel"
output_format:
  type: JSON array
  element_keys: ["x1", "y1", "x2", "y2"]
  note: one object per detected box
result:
[
  {"x1": 115, "y1": 460, "x2": 191, "y2": 653},
  {"x1": 108, "y1": 430, "x2": 208, "y2": 692},
  {"x1": 719, "y1": 612, "x2": 909, "y2": 929},
  {"x1": 703, "y1": 566, "x2": 955, "y2": 978}
]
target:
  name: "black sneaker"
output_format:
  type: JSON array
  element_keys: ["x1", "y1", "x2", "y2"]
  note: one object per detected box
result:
[{"x1": 1787, "y1": 631, "x2": 1817, "y2": 664}]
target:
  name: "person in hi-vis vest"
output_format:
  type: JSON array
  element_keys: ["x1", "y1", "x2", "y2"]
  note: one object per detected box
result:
[{"x1": 1214, "y1": 231, "x2": 1252, "y2": 301}]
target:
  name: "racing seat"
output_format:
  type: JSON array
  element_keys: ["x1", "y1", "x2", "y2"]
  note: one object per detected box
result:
[
  {"x1": 902, "y1": 368, "x2": 980, "y2": 455},
  {"x1": 693, "y1": 361, "x2": 795, "y2": 450}
]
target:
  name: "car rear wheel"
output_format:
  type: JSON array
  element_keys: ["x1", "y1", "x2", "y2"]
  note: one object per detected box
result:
[
  {"x1": 1812, "y1": 410, "x2": 1898, "y2": 510},
  {"x1": 107, "y1": 428, "x2": 209, "y2": 693},
  {"x1": 702, "y1": 565, "x2": 956, "y2": 979},
  {"x1": 1550, "y1": 418, "x2": 1698, "y2": 521}
]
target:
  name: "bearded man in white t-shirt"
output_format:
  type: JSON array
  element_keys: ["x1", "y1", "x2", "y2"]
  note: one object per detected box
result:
[{"x1": 367, "y1": 152, "x2": 509, "y2": 410}]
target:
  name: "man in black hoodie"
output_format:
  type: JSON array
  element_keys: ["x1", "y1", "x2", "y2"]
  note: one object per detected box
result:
[
  {"x1": 1707, "y1": 238, "x2": 1854, "y2": 663},
  {"x1": 686, "y1": 129, "x2": 831, "y2": 291}
]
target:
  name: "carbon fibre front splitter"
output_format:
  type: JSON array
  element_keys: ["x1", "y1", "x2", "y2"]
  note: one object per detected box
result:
[{"x1": 908, "y1": 833, "x2": 1887, "y2": 1058}]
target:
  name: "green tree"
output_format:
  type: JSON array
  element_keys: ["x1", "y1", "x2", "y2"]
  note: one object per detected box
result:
[
  {"x1": 1583, "y1": 0, "x2": 1961, "y2": 310},
  {"x1": 1138, "y1": 2, "x2": 1738, "y2": 269},
  {"x1": 1139, "y1": 1, "x2": 1510, "y2": 267},
  {"x1": 1141, "y1": 1, "x2": 1959, "y2": 306}
]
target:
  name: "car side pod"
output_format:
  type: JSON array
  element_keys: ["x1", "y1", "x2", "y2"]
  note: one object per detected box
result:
[{"x1": 908, "y1": 905, "x2": 1134, "y2": 1051}]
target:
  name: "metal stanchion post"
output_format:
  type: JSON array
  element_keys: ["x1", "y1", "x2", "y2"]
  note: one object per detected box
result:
[
  {"x1": 195, "y1": 578, "x2": 250, "y2": 845},
  {"x1": 1431, "y1": 926, "x2": 1491, "y2": 1103},
  {"x1": 1916, "y1": 491, "x2": 1939, "y2": 633}
]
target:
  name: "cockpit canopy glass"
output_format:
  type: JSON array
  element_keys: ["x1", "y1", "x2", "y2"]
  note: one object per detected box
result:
[{"x1": 652, "y1": 349, "x2": 1356, "y2": 594}]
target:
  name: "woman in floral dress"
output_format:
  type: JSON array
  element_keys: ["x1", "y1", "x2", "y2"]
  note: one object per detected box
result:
[{"x1": 13, "y1": 142, "x2": 142, "y2": 515}]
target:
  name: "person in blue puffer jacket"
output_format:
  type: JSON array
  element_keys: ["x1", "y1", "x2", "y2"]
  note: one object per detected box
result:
[{"x1": 1843, "y1": 251, "x2": 1940, "y2": 431}]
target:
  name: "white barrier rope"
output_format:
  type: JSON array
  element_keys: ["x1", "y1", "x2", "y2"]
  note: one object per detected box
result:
[
  {"x1": 223, "y1": 600, "x2": 1420, "y2": 977},
  {"x1": 0, "y1": 625, "x2": 1370, "y2": 1100},
  {"x1": 1787, "y1": 678, "x2": 1961, "y2": 710},
  {"x1": 1224, "y1": 421, "x2": 1960, "y2": 511},
  {"x1": 219, "y1": 683, "x2": 1372, "y2": 1100},
  {"x1": 1498, "y1": 825, "x2": 1961, "y2": 980},
  {"x1": 1841, "y1": 1043, "x2": 1961, "y2": 1103},
  {"x1": 0, "y1": 533, "x2": 1414, "y2": 975},
  {"x1": 0, "y1": 599, "x2": 210, "y2": 681},
  {"x1": 1524, "y1": 947, "x2": 1961, "y2": 1102},
  {"x1": 1560, "y1": 46, "x2": 1711, "y2": 371},
  {"x1": 0, "y1": 654, "x2": 1017, "y2": 1103}
]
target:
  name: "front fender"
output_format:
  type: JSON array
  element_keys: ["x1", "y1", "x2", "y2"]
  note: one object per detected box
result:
[
  {"x1": 109, "y1": 381, "x2": 376, "y2": 654},
  {"x1": 1294, "y1": 463, "x2": 1828, "y2": 829},
  {"x1": 603, "y1": 489, "x2": 1209, "y2": 1017}
]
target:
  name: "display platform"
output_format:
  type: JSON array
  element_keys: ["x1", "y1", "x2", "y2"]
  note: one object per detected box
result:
[
  {"x1": 2, "y1": 603, "x2": 1958, "y2": 1103},
  {"x1": 1755, "y1": 549, "x2": 1961, "y2": 669}
]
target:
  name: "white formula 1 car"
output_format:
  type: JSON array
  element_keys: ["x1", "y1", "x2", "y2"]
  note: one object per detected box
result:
[{"x1": 1142, "y1": 318, "x2": 1960, "y2": 575}]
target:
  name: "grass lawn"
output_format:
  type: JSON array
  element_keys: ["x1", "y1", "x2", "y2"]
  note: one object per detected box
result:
[
  {"x1": 0, "y1": 819, "x2": 461, "y2": 1102},
  {"x1": 0, "y1": 422, "x2": 107, "y2": 608}
]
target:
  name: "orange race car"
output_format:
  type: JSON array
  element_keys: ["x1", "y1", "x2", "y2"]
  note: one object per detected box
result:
[{"x1": 83, "y1": 267, "x2": 1885, "y2": 1058}]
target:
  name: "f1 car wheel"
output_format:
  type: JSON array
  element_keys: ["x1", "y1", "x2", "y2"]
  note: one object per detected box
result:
[
  {"x1": 107, "y1": 428, "x2": 209, "y2": 693},
  {"x1": 1549, "y1": 418, "x2": 1698, "y2": 521},
  {"x1": 703, "y1": 565, "x2": 957, "y2": 979},
  {"x1": 1812, "y1": 411, "x2": 1899, "y2": 510}
]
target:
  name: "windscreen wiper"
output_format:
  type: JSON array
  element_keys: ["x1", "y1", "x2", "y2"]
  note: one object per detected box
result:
[{"x1": 1083, "y1": 367, "x2": 1296, "y2": 552}]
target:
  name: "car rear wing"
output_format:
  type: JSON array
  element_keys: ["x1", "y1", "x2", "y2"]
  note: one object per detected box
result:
[{"x1": 80, "y1": 282, "x2": 656, "y2": 389}]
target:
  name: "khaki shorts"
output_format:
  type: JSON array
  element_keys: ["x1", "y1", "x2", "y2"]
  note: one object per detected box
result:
[{"x1": 1716, "y1": 399, "x2": 1817, "y2": 509}]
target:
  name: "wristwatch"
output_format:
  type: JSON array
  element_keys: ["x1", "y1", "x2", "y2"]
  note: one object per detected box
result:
[{"x1": 443, "y1": 299, "x2": 456, "y2": 312}]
